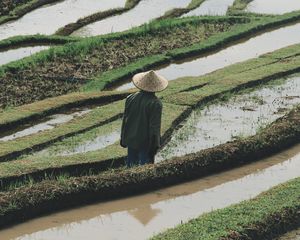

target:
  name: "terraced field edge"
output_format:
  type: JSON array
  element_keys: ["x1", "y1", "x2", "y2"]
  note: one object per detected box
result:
[
  {"x1": 0, "y1": 105, "x2": 299, "y2": 227},
  {"x1": 151, "y1": 177, "x2": 300, "y2": 240}
]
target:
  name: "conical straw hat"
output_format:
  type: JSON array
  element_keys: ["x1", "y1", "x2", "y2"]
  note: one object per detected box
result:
[{"x1": 132, "y1": 70, "x2": 168, "y2": 92}]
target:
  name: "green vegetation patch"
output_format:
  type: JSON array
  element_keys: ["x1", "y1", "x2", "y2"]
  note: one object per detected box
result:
[
  {"x1": 0, "y1": 100, "x2": 125, "y2": 162},
  {"x1": 0, "y1": 103, "x2": 187, "y2": 182},
  {"x1": 152, "y1": 177, "x2": 300, "y2": 240},
  {"x1": 227, "y1": 0, "x2": 254, "y2": 15},
  {"x1": 0, "y1": 106, "x2": 299, "y2": 227},
  {"x1": 162, "y1": 44, "x2": 300, "y2": 105},
  {"x1": 0, "y1": 16, "x2": 247, "y2": 108}
]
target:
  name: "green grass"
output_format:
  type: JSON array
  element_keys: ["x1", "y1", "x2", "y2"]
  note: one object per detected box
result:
[
  {"x1": 227, "y1": 0, "x2": 254, "y2": 15},
  {"x1": 0, "y1": 103, "x2": 187, "y2": 179},
  {"x1": 151, "y1": 177, "x2": 300, "y2": 240}
]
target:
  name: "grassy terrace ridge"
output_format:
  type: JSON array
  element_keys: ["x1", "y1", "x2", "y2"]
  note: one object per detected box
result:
[
  {"x1": 0, "y1": 35, "x2": 79, "y2": 51},
  {"x1": 0, "y1": 44, "x2": 300, "y2": 188},
  {"x1": 0, "y1": 105, "x2": 299, "y2": 227},
  {"x1": 152, "y1": 177, "x2": 300, "y2": 240},
  {"x1": 0, "y1": 0, "x2": 60, "y2": 25},
  {"x1": 0, "y1": 90, "x2": 133, "y2": 132},
  {"x1": 158, "y1": 0, "x2": 206, "y2": 19},
  {"x1": 0, "y1": 15, "x2": 247, "y2": 108},
  {"x1": 55, "y1": 0, "x2": 141, "y2": 36}
]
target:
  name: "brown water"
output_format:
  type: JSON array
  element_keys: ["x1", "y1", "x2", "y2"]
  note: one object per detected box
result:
[
  {"x1": 0, "y1": 109, "x2": 91, "y2": 142},
  {"x1": 1, "y1": 144, "x2": 300, "y2": 240},
  {"x1": 115, "y1": 22, "x2": 300, "y2": 91},
  {"x1": 156, "y1": 76, "x2": 300, "y2": 161},
  {"x1": 246, "y1": 0, "x2": 300, "y2": 14},
  {"x1": 182, "y1": 0, "x2": 235, "y2": 17},
  {"x1": 0, "y1": 46, "x2": 50, "y2": 66},
  {"x1": 0, "y1": 0, "x2": 126, "y2": 41},
  {"x1": 72, "y1": 0, "x2": 191, "y2": 37},
  {"x1": 276, "y1": 228, "x2": 300, "y2": 240}
]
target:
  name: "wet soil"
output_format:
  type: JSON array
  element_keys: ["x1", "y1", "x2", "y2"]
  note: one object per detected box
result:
[
  {"x1": 0, "y1": 21, "x2": 234, "y2": 108},
  {"x1": 157, "y1": 76, "x2": 300, "y2": 161},
  {"x1": 0, "y1": 0, "x2": 126, "y2": 41},
  {"x1": 72, "y1": 0, "x2": 190, "y2": 37},
  {"x1": 115, "y1": 22, "x2": 300, "y2": 90},
  {"x1": 1, "y1": 144, "x2": 299, "y2": 240},
  {"x1": 246, "y1": 0, "x2": 300, "y2": 14},
  {"x1": 0, "y1": 45, "x2": 50, "y2": 66},
  {"x1": 183, "y1": 0, "x2": 235, "y2": 17}
]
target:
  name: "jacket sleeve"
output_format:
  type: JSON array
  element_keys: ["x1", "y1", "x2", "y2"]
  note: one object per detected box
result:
[
  {"x1": 120, "y1": 97, "x2": 130, "y2": 148},
  {"x1": 149, "y1": 100, "x2": 163, "y2": 154}
]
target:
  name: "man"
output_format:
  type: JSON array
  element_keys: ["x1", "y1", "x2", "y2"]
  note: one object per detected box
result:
[{"x1": 120, "y1": 70, "x2": 168, "y2": 167}]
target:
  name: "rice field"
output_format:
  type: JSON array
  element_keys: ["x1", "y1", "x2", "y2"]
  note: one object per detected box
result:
[{"x1": 0, "y1": 0, "x2": 300, "y2": 239}]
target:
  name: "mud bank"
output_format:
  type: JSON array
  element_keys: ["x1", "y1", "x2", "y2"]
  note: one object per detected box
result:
[
  {"x1": 0, "y1": 0, "x2": 126, "y2": 41},
  {"x1": 0, "y1": 105, "x2": 299, "y2": 228},
  {"x1": 72, "y1": 0, "x2": 190, "y2": 37},
  {"x1": 115, "y1": 22, "x2": 300, "y2": 90},
  {"x1": 276, "y1": 228, "x2": 300, "y2": 240},
  {"x1": 1, "y1": 144, "x2": 300, "y2": 239}
]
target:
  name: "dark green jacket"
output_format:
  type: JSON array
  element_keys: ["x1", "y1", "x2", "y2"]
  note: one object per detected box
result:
[{"x1": 120, "y1": 91, "x2": 162, "y2": 152}]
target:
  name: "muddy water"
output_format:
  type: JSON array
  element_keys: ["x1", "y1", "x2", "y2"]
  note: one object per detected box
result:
[
  {"x1": 246, "y1": 0, "x2": 300, "y2": 14},
  {"x1": 276, "y1": 228, "x2": 300, "y2": 240},
  {"x1": 115, "y1": 22, "x2": 300, "y2": 91},
  {"x1": 0, "y1": 46, "x2": 50, "y2": 66},
  {"x1": 0, "y1": 109, "x2": 91, "y2": 142},
  {"x1": 156, "y1": 76, "x2": 300, "y2": 161},
  {"x1": 182, "y1": 0, "x2": 235, "y2": 17},
  {"x1": 0, "y1": 0, "x2": 126, "y2": 41},
  {"x1": 72, "y1": 0, "x2": 191, "y2": 37},
  {"x1": 1, "y1": 144, "x2": 300, "y2": 240}
]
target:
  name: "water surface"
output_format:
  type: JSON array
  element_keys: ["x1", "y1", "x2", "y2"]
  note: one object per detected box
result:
[
  {"x1": 1, "y1": 144, "x2": 300, "y2": 240},
  {"x1": 0, "y1": 0, "x2": 126, "y2": 40},
  {"x1": 72, "y1": 0, "x2": 190, "y2": 37}
]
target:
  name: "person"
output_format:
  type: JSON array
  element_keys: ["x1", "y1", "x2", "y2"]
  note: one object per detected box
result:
[{"x1": 120, "y1": 70, "x2": 168, "y2": 167}]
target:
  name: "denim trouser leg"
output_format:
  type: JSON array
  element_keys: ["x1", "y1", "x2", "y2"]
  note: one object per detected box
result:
[{"x1": 127, "y1": 147, "x2": 151, "y2": 167}]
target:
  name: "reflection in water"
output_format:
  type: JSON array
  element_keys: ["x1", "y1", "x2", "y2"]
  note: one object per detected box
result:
[
  {"x1": 116, "y1": 22, "x2": 300, "y2": 91},
  {"x1": 0, "y1": 0, "x2": 126, "y2": 40},
  {"x1": 72, "y1": 0, "x2": 190, "y2": 37},
  {"x1": 0, "y1": 46, "x2": 50, "y2": 66},
  {"x1": 246, "y1": 0, "x2": 300, "y2": 14},
  {"x1": 183, "y1": 0, "x2": 235, "y2": 17},
  {"x1": 1, "y1": 144, "x2": 300, "y2": 240},
  {"x1": 157, "y1": 76, "x2": 300, "y2": 160}
]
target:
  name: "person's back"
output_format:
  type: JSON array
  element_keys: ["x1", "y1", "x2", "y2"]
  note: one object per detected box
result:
[{"x1": 120, "y1": 70, "x2": 168, "y2": 167}]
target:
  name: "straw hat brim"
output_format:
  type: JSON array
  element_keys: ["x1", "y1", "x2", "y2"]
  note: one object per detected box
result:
[{"x1": 132, "y1": 70, "x2": 168, "y2": 92}]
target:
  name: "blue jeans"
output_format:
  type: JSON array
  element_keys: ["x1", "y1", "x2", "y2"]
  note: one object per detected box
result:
[{"x1": 126, "y1": 147, "x2": 151, "y2": 167}]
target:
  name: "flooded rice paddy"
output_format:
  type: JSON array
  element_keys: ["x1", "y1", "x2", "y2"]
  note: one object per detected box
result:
[
  {"x1": 246, "y1": 0, "x2": 300, "y2": 14},
  {"x1": 2, "y1": 144, "x2": 300, "y2": 240},
  {"x1": 157, "y1": 76, "x2": 300, "y2": 161},
  {"x1": 0, "y1": 46, "x2": 50, "y2": 66},
  {"x1": 0, "y1": 0, "x2": 126, "y2": 40},
  {"x1": 183, "y1": 0, "x2": 235, "y2": 17},
  {"x1": 115, "y1": 22, "x2": 300, "y2": 91},
  {"x1": 72, "y1": 0, "x2": 190, "y2": 37},
  {"x1": 34, "y1": 120, "x2": 121, "y2": 157},
  {"x1": 0, "y1": 109, "x2": 91, "y2": 142}
]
